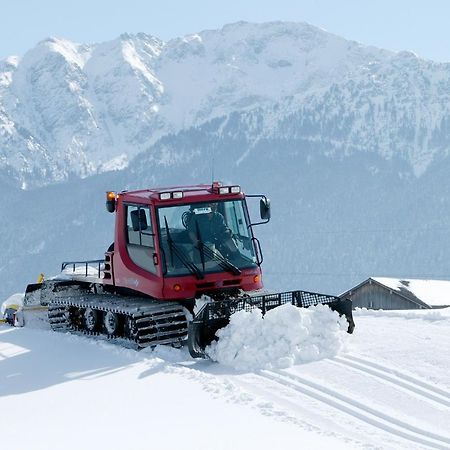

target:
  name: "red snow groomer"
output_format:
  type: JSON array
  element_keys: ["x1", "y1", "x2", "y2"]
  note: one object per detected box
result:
[{"x1": 24, "y1": 183, "x2": 354, "y2": 357}]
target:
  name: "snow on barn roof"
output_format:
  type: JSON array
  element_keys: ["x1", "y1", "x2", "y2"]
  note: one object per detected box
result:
[{"x1": 372, "y1": 277, "x2": 450, "y2": 307}]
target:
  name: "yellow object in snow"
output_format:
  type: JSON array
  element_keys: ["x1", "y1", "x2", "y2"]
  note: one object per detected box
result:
[
  {"x1": 37, "y1": 273, "x2": 45, "y2": 283},
  {"x1": 4, "y1": 304, "x2": 20, "y2": 311}
]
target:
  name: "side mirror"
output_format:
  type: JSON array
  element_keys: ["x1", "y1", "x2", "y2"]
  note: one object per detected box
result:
[
  {"x1": 260, "y1": 198, "x2": 271, "y2": 221},
  {"x1": 131, "y1": 209, "x2": 148, "y2": 231}
]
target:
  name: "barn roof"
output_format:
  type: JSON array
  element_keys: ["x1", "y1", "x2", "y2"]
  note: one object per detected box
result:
[{"x1": 341, "y1": 277, "x2": 450, "y2": 308}]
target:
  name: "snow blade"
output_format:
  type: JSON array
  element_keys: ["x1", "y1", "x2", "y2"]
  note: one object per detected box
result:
[
  {"x1": 188, "y1": 316, "x2": 228, "y2": 358},
  {"x1": 188, "y1": 290, "x2": 354, "y2": 359},
  {"x1": 328, "y1": 298, "x2": 355, "y2": 333}
]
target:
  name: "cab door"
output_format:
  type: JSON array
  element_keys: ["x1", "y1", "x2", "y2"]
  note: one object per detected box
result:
[{"x1": 124, "y1": 204, "x2": 158, "y2": 275}]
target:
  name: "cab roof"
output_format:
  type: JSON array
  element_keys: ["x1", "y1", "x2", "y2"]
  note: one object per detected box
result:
[{"x1": 118, "y1": 183, "x2": 243, "y2": 203}]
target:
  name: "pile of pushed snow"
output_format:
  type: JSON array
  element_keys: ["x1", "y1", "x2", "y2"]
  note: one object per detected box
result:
[{"x1": 206, "y1": 303, "x2": 348, "y2": 371}]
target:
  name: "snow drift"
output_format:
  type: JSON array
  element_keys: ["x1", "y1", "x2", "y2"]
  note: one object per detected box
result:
[{"x1": 206, "y1": 303, "x2": 348, "y2": 370}]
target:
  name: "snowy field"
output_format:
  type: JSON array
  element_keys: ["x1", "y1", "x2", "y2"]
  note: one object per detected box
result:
[{"x1": 1, "y1": 307, "x2": 450, "y2": 450}]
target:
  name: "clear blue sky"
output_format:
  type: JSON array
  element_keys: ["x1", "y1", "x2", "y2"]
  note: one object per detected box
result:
[{"x1": 1, "y1": 0, "x2": 449, "y2": 62}]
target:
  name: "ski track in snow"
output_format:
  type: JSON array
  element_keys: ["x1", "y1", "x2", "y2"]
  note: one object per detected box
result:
[
  {"x1": 173, "y1": 352, "x2": 450, "y2": 450},
  {"x1": 332, "y1": 355, "x2": 450, "y2": 408},
  {"x1": 255, "y1": 369, "x2": 450, "y2": 450},
  {"x1": 165, "y1": 344, "x2": 450, "y2": 450},
  {"x1": 165, "y1": 358, "x2": 366, "y2": 449}
]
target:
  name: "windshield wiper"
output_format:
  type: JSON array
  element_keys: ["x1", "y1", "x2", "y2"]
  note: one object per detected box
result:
[
  {"x1": 164, "y1": 216, "x2": 204, "y2": 280},
  {"x1": 194, "y1": 220, "x2": 206, "y2": 272},
  {"x1": 203, "y1": 245, "x2": 241, "y2": 276},
  {"x1": 194, "y1": 223, "x2": 241, "y2": 276}
]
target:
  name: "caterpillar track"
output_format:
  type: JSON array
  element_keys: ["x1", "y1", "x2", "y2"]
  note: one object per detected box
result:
[{"x1": 45, "y1": 288, "x2": 189, "y2": 348}]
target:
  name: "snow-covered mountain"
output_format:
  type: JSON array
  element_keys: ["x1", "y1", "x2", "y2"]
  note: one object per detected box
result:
[
  {"x1": 2, "y1": 21, "x2": 450, "y2": 301},
  {"x1": 2, "y1": 21, "x2": 450, "y2": 189}
]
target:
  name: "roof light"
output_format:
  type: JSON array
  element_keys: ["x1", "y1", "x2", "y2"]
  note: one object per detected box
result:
[
  {"x1": 230, "y1": 186, "x2": 241, "y2": 194},
  {"x1": 160, "y1": 192, "x2": 171, "y2": 200},
  {"x1": 106, "y1": 191, "x2": 117, "y2": 213},
  {"x1": 172, "y1": 191, "x2": 183, "y2": 199},
  {"x1": 219, "y1": 187, "x2": 230, "y2": 194}
]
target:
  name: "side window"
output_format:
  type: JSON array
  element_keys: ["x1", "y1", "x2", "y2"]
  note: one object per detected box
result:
[
  {"x1": 126, "y1": 205, "x2": 154, "y2": 247},
  {"x1": 224, "y1": 201, "x2": 247, "y2": 236},
  {"x1": 125, "y1": 205, "x2": 156, "y2": 274}
]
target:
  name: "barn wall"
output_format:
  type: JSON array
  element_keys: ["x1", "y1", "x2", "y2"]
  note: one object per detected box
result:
[{"x1": 345, "y1": 283, "x2": 421, "y2": 310}]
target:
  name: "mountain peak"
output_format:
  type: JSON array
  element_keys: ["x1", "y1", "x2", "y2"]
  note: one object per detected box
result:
[
  {"x1": 1, "y1": 21, "x2": 450, "y2": 189},
  {"x1": 20, "y1": 36, "x2": 91, "y2": 69}
]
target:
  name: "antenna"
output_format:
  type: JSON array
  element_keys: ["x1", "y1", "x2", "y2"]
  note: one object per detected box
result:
[{"x1": 210, "y1": 144, "x2": 215, "y2": 185}]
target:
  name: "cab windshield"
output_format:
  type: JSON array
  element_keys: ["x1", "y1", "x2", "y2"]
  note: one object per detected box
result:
[{"x1": 157, "y1": 200, "x2": 257, "y2": 277}]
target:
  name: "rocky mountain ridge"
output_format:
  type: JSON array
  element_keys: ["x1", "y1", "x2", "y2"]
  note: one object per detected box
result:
[{"x1": 2, "y1": 21, "x2": 450, "y2": 188}]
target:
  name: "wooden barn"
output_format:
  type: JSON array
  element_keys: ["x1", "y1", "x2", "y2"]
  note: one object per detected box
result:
[{"x1": 340, "y1": 277, "x2": 450, "y2": 310}]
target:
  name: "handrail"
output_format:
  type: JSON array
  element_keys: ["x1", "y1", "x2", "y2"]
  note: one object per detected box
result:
[{"x1": 61, "y1": 259, "x2": 104, "y2": 277}]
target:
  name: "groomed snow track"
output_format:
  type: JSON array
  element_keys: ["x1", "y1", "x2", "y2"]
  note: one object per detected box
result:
[
  {"x1": 256, "y1": 369, "x2": 450, "y2": 450},
  {"x1": 331, "y1": 355, "x2": 450, "y2": 408}
]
